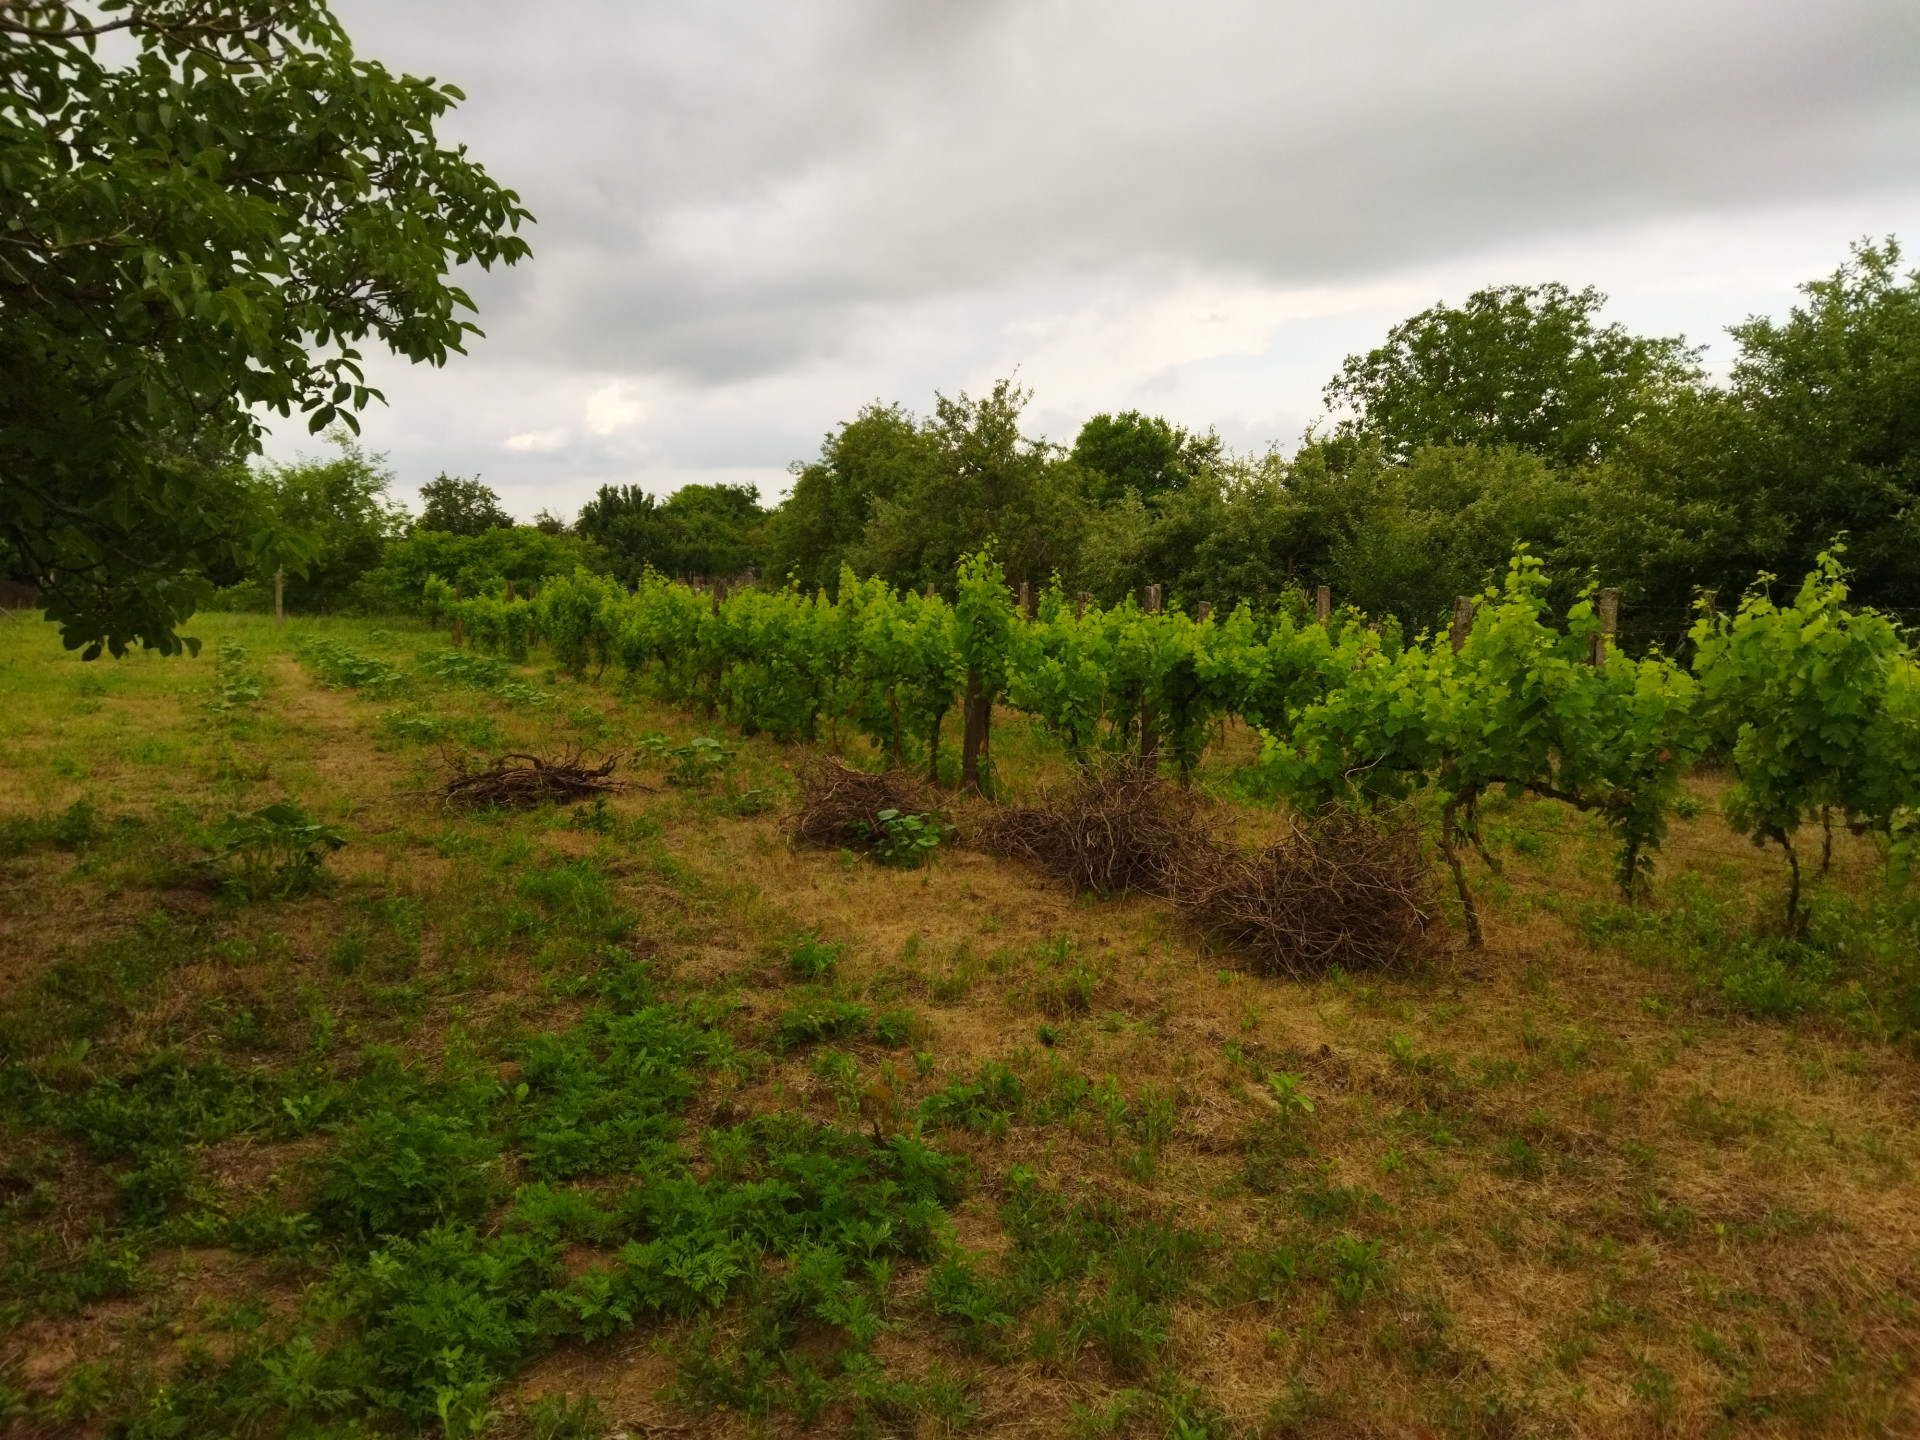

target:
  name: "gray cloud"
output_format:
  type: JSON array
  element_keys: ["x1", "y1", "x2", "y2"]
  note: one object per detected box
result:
[{"x1": 293, "y1": 0, "x2": 1920, "y2": 514}]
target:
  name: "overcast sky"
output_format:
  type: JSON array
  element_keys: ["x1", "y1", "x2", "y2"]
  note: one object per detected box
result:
[{"x1": 268, "y1": 0, "x2": 1920, "y2": 520}]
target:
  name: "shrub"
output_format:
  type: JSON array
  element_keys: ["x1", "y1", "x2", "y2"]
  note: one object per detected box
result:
[
  {"x1": 208, "y1": 802, "x2": 345, "y2": 899},
  {"x1": 853, "y1": 807, "x2": 951, "y2": 867}
]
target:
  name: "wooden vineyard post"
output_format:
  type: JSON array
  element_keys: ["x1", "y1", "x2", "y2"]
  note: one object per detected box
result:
[
  {"x1": 1076, "y1": 591, "x2": 1089, "y2": 621},
  {"x1": 1591, "y1": 587, "x2": 1618, "y2": 668},
  {"x1": 274, "y1": 567, "x2": 285, "y2": 626},
  {"x1": 1141, "y1": 584, "x2": 1162, "y2": 769},
  {"x1": 925, "y1": 583, "x2": 936, "y2": 602},
  {"x1": 712, "y1": 580, "x2": 726, "y2": 616},
  {"x1": 1450, "y1": 596, "x2": 1475, "y2": 654},
  {"x1": 961, "y1": 667, "x2": 988, "y2": 795},
  {"x1": 1196, "y1": 600, "x2": 1210, "y2": 624},
  {"x1": 1315, "y1": 585, "x2": 1331, "y2": 626},
  {"x1": 1019, "y1": 580, "x2": 1033, "y2": 619}
]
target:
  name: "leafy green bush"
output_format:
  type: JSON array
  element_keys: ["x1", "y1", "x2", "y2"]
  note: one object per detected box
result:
[
  {"x1": 208, "y1": 801, "x2": 345, "y2": 899},
  {"x1": 1691, "y1": 548, "x2": 1920, "y2": 930},
  {"x1": 852, "y1": 807, "x2": 950, "y2": 866},
  {"x1": 666, "y1": 736, "x2": 731, "y2": 788}
]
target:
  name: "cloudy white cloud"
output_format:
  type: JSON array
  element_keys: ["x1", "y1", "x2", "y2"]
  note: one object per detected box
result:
[
  {"x1": 583, "y1": 383, "x2": 646, "y2": 438},
  {"x1": 263, "y1": 0, "x2": 1920, "y2": 520}
]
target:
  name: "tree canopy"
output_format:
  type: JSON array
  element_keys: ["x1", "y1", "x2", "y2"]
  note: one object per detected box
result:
[
  {"x1": 417, "y1": 475, "x2": 515, "y2": 536},
  {"x1": 847, "y1": 380, "x2": 1085, "y2": 595},
  {"x1": 1562, "y1": 241, "x2": 1920, "y2": 626},
  {"x1": 575, "y1": 482, "x2": 764, "y2": 584},
  {"x1": 759, "y1": 403, "x2": 935, "y2": 594},
  {"x1": 1071, "y1": 410, "x2": 1222, "y2": 505},
  {"x1": 1324, "y1": 283, "x2": 1700, "y2": 468},
  {"x1": 240, "y1": 437, "x2": 409, "y2": 612},
  {"x1": 0, "y1": 0, "x2": 531, "y2": 657}
]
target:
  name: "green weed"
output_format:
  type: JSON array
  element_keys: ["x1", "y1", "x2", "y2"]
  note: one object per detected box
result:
[
  {"x1": 774, "y1": 996, "x2": 869, "y2": 1052},
  {"x1": 921, "y1": 1062, "x2": 1025, "y2": 1132},
  {"x1": 208, "y1": 801, "x2": 345, "y2": 899},
  {"x1": 786, "y1": 931, "x2": 844, "y2": 981},
  {"x1": 853, "y1": 807, "x2": 951, "y2": 867},
  {"x1": 0, "y1": 799, "x2": 104, "y2": 859},
  {"x1": 297, "y1": 637, "x2": 406, "y2": 696}
]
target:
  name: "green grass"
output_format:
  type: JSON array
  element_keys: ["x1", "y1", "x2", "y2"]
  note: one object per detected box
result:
[{"x1": 0, "y1": 610, "x2": 1915, "y2": 1436}]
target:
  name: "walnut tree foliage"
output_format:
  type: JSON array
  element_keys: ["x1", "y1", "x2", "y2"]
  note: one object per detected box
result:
[{"x1": 0, "y1": 0, "x2": 531, "y2": 657}]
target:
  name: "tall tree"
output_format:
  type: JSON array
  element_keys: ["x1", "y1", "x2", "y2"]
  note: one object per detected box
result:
[
  {"x1": 1325, "y1": 283, "x2": 1699, "y2": 468},
  {"x1": 1716, "y1": 240, "x2": 1919, "y2": 607},
  {"x1": 1567, "y1": 240, "x2": 1920, "y2": 625},
  {"x1": 850, "y1": 379, "x2": 1085, "y2": 594},
  {"x1": 761, "y1": 403, "x2": 935, "y2": 593},
  {"x1": 576, "y1": 482, "x2": 763, "y2": 583},
  {"x1": 416, "y1": 475, "x2": 514, "y2": 536},
  {"x1": 245, "y1": 436, "x2": 409, "y2": 612},
  {"x1": 1071, "y1": 410, "x2": 1221, "y2": 505},
  {"x1": 0, "y1": 0, "x2": 531, "y2": 657}
]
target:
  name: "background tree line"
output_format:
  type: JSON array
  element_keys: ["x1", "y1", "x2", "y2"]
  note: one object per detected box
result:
[
  {"x1": 751, "y1": 241, "x2": 1919, "y2": 646},
  {"x1": 168, "y1": 239, "x2": 1920, "y2": 649}
]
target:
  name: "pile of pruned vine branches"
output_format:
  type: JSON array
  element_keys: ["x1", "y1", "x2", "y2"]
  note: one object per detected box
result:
[
  {"x1": 1175, "y1": 806, "x2": 1429, "y2": 976},
  {"x1": 975, "y1": 761, "x2": 1206, "y2": 897},
  {"x1": 788, "y1": 756, "x2": 942, "y2": 850},
  {"x1": 979, "y1": 764, "x2": 1428, "y2": 973},
  {"x1": 439, "y1": 749, "x2": 626, "y2": 811}
]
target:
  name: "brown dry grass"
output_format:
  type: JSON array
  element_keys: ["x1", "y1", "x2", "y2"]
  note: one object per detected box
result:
[{"x1": 0, "y1": 613, "x2": 1915, "y2": 1437}]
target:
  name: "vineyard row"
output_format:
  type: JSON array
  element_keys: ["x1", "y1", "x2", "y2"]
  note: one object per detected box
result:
[{"x1": 423, "y1": 549, "x2": 1920, "y2": 940}]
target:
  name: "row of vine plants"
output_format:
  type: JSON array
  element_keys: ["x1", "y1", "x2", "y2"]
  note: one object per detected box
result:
[{"x1": 428, "y1": 548, "x2": 1919, "y2": 939}]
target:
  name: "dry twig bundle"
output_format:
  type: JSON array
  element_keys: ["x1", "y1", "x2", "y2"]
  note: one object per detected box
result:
[
  {"x1": 788, "y1": 756, "x2": 940, "y2": 848},
  {"x1": 439, "y1": 749, "x2": 626, "y2": 811},
  {"x1": 974, "y1": 761, "x2": 1210, "y2": 895},
  {"x1": 1175, "y1": 807, "x2": 1428, "y2": 975}
]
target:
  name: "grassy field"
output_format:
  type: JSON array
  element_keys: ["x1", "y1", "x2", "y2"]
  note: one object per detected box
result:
[{"x1": 1, "y1": 610, "x2": 1916, "y2": 1439}]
